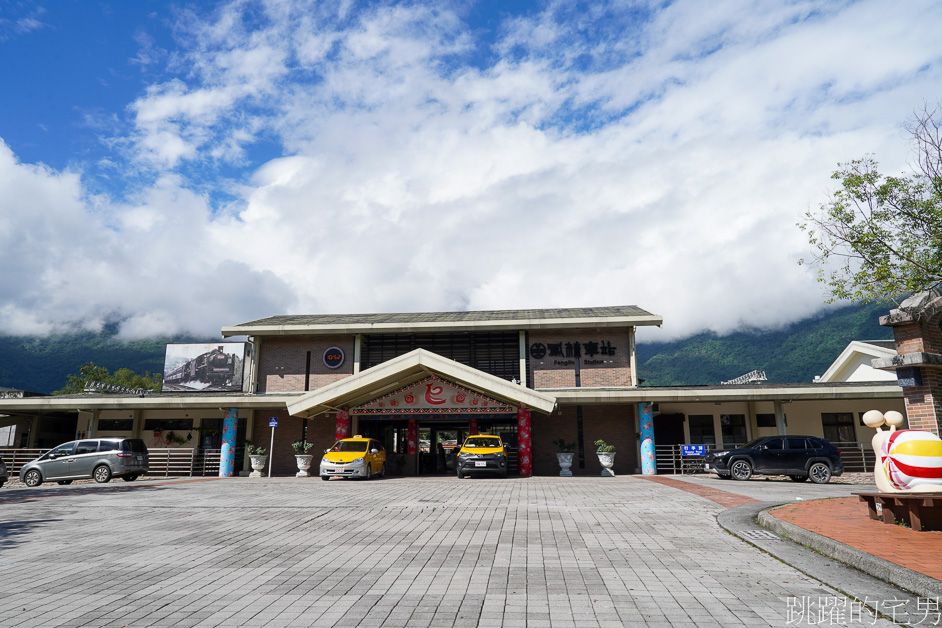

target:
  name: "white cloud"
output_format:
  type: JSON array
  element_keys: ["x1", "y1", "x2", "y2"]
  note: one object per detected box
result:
[{"x1": 2, "y1": 0, "x2": 941, "y2": 341}]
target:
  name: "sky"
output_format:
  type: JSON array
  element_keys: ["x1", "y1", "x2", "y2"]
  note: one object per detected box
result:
[{"x1": 1, "y1": 0, "x2": 940, "y2": 343}]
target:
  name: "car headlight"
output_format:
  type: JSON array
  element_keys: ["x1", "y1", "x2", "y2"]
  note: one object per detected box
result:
[
  {"x1": 321, "y1": 457, "x2": 331, "y2": 465},
  {"x1": 350, "y1": 457, "x2": 364, "y2": 465}
]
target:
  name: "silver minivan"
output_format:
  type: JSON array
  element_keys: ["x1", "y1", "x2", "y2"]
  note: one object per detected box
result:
[{"x1": 19, "y1": 438, "x2": 149, "y2": 487}]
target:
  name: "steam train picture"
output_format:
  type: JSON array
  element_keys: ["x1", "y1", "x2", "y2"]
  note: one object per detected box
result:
[{"x1": 163, "y1": 344, "x2": 245, "y2": 392}]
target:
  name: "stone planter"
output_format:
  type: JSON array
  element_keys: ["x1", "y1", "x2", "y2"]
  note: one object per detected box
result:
[
  {"x1": 249, "y1": 454, "x2": 267, "y2": 478},
  {"x1": 295, "y1": 454, "x2": 314, "y2": 477},
  {"x1": 556, "y1": 452, "x2": 574, "y2": 477},
  {"x1": 596, "y1": 452, "x2": 616, "y2": 477}
]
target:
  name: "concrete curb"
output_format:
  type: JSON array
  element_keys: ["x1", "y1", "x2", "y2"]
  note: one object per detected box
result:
[{"x1": 758, "y1": 505, "x2": 942, "y2": 599}]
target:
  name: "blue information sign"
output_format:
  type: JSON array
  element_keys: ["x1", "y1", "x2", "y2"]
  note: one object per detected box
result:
[
  {"x1": 681, "y1": 445, "x2": 706, "y2": 456},
  {"x1": 269, "y1": 417, "x2": 278, "y2": 428}
]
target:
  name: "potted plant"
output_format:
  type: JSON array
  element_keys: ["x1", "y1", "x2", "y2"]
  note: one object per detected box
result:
[
  {"x1": 292, "y1": 440, "x2": 315, "y2": 477},
  {"x1": 594, "y1": 439, "x2": 616, "y2": 476},
  {"x1": 245, "y1": 441, "x2": 268, "y2": 478},
  {"x1": 552, "y1": 439, "x2": 576, "y2": 477}
]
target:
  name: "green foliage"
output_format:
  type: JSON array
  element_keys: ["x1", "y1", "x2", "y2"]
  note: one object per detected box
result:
[
  {"x1": 552, "y1": 439, "x2": 576, "y2": 452},
  {"x1": 799, "y1": 105, "x2": 942, "y2": 303},
  {"x1": 52, "y1": 361, "x2": 163, "y2": 395},
  {"x1": 636, "y1": 301, "x2": 892, "y2": 386},
  {"x1": 245, "y1": 441, "x2": 267, "y2": 456},
  {"x1": 292, "y1": 440, "x2": 314, "y2": 454},
  {"x1": 594, "y1": 439, "x2": 616, "y2": 453}
]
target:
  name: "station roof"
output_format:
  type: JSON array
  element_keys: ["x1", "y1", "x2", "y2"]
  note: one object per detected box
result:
[
  {"x1": 286, "y1": 349, "x2": 558, "y2": 418},
  {"x1": 221, "y1": 305, "x2": 662, "y2": 337}
]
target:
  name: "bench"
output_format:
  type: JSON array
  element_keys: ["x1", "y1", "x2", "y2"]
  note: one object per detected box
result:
[{"x1": 853, "y1": 492, "x2": 942, "y2": 531}]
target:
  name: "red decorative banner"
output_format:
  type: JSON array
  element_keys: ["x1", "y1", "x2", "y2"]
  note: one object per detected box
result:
[
  {"x1": 352, "y1": 375, "x2": 513, "y2": 415},
  {"x1": 335, "y1": 408, "x2": 350, "y2": 440},
  {"x1": 407, "y1": 418, "x2": 418, "y2": 455},
  {"x1": 517, "y1": 407, "x2": 532, "y2": 477}
]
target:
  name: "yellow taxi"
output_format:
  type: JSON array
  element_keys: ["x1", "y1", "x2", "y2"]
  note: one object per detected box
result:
[
  {"x1": 456, "y1": 434, "x2": 508, "y2": 478},
  {"x1": 319, "y1": 436, "x2": 386, "y2": 481}
]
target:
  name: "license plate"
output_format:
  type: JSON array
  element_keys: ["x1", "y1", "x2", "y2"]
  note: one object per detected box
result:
[
  {"x1": 474, "y1": 461, "x2": 486, "y2": 467},
  {"x1": 704, "y1": 464, "x2": 711, "y2": 470}
]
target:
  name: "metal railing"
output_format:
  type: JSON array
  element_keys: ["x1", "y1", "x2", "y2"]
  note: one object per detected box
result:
[
  {"x1": 654, "y1": 441, "x2": 876, "y2": 475},
  {"x1": 0, "y1": 447, "x2": 224, "y2": 478}
]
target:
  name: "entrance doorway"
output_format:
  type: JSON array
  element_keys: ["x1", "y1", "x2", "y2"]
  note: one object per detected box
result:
[{"x1": 357, "y1": 415, "x2": 519, "y2": 476}]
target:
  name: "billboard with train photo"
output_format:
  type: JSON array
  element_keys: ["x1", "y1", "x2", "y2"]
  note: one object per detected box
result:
[{"x1": 162, "y1": 343, "x2": 247, "y2": 392}]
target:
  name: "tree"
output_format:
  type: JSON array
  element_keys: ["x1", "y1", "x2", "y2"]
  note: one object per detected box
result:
[
  {"x1": 53, "y1": 361, "x2": 163, "y2": 395},
  {"x1": 799, "y1": 104, "x2": 942, "y2": 304}
]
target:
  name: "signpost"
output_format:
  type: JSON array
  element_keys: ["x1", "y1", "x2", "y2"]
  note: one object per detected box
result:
[{"x1": 268, "y1": 417, "x2": 278, "y2": 478}]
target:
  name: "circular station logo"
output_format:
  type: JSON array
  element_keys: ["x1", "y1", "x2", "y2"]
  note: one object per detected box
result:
[
  {"x1": 323, "y1": 347, "x2": 345, "y2": 369},
  {"x1": 529, "y1": 343, "x2": 546, "y2": 359}
]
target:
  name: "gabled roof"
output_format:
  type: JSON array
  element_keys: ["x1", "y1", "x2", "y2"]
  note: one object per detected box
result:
[
  {"x1": 286, "y1": 349, "x2": 557, "y2": 418},
  {"x1": 818, "y1": 340, "x2": 898, "y2": 383},
  {"x1": 222, "y1": 305, "x2": 662, "y2": 337}
]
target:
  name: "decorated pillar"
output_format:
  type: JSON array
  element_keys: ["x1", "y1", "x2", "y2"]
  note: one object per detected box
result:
[
  {"x1": 407, "y1": 418, "x2": 418, "y2": 455},
  {"x1": 517, "y1": 407, "x2": 532, "y2": 477},
  {"x1": 219, "y1": 408, "x2": 238, "y2": 477},
  {"x1": 639, "y1": 402, "x2": 656, "y2": 475},
  {"x1": 335, "y1": 408, "x2": 350, "y2": 440},
  {"x1": 469, "y1": 418, "x2": 479, "y2": 435}
]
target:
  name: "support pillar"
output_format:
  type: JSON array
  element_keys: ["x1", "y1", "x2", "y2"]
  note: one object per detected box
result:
[
  {"x1": 407, "y1": 418, "x2": 417, "y2": 454},
  {"x1": 469, "y1": 418, "x2": 478, "y2": 435},
  {"x1": 219, "y1": 408, "x2": 238, "y2": 477},
  {"x1": 335, "y1": 408, "x2": 351, "y2": 440},
  {"x1": 774, "y1": 400, "x2": 788, "y2": 436},
  {"x1": 517, "y1": 407, "x2": 532, "y2": 477},
  {"x1": 639, "y1": 402, "x2": 656, "y2": 475}
]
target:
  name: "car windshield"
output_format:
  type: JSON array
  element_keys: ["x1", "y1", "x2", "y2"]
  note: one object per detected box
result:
[
  {"x1": 331, "y1": 441, "x2": 367, "y2": 452},
  {"x1": 464, "y1": 437, "x2": 501, "y2": 448}
]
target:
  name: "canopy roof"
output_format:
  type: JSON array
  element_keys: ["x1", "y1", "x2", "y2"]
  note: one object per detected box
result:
[{"x1": 286, "y1": 349, "x2": 558, "y2": 418}]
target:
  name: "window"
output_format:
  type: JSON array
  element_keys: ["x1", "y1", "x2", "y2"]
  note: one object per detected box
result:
[
  {"x1": 763, "y1": 438, "x2": 785, "y2": 450},
  {"x1": 688, "y1": 415, "x2": 716, "y2": 445},
  {"x1": 786, "y1": 437, "x2": 810, "y2": 450},
  {"x1": 99, "y1": 441, "x2": 119, "y2": 451},
  {"x1": 756, "y1": 414, "x2": 776, "y2": 428},
  {"x1": 721, "y1": 414, "x2": 747, "y2": 446},
  {"x1": 144, "y1": 419, "x2": 194, "y2": 431},
  {"x1": 75, "y1": 440, "x2": 98, "y2": 455},
  {"x1": 99, "y1": 419, "x2": 133, "y2": 431},
  {"x1": 821, "y1": 413, "x2": 855, "y2": 443}
]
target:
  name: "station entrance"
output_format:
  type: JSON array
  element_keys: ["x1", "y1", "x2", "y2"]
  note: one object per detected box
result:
[{"x1": 357, "y1": 415, "x2": 519, "y2": 475}]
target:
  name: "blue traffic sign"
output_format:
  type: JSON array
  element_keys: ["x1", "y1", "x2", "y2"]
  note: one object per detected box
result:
[
  {"x1": 269, "y1": 417, "x2": 278, "y2": 427},
  {"x1": 681, "y1": 445, "x2": 706, "y2": 456}
]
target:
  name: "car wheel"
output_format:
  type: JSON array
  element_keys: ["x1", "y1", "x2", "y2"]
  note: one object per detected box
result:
[
  {"x1": 24, "y1": 469, "x2": 42, "y2": 487},
  {"x1": 789, "y1": 475, "x2": 808, "y2": 482},
  {"x1": 57, "y1": 480, "x2": 73, "y2": 485},
  {"x1": 93, "y1": 465, "x2": 112, "y2": 484},
  {"x1": 365, "y1": 463, "x2": 372, "y2": 480},
  {"x1": 0, "y1": 480, "x2": 5, "y2": 489},
  {"x1": 730, "y1": 460, "x2": 753, "y2": 481},
  {"x1": 321, "y1": 475, "x2": 330, "y2": 481},
  {"x1": 809, "y1": 462, "x2": 831, "y2": 484},
  {"x1": 379, "y1": 463, "x2": 386, "y2": 478},
  {"x1": 122, "y1": 474, "x2": 139, "y2": 482},
  {"x1": 457, "y1": 467, "x2": 466, "y2": 479}
]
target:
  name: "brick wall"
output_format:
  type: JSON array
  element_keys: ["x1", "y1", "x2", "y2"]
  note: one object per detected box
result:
[
  {"x1": 889, "y1": 311, "x2": 942, "y2": 436},
  {"x1": 251, "y1": 410, "x2": 337, "y2": 476},
  {"x1": 529, "y1": 328, "x2": 631, "y2": 388},
  {"x1": 257, "y1": 335, "x2": 355, "y2": 393},
  {"x1": 532, "y1": 404, "x2": 636, "y2": 475}
]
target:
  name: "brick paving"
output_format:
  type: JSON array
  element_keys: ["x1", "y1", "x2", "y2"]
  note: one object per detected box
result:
[
  {"x1": 770, "y1": 496, "x2": 942, "y2": 581},
  {"x1": 0, "y1": 476, "x2": 897, "y2": 627}
]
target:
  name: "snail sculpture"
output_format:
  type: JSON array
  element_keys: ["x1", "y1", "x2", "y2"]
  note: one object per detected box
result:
[{"x1": 862, "y1": 410, "x2": 942, "y2": 493}]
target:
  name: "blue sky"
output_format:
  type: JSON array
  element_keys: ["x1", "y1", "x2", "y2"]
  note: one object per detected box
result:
[{"x1": 1, "y1": 0, "x2": 941, "y2": 341}]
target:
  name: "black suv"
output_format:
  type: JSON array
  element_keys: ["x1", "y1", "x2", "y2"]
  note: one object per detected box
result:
[{"x1": 703, "y1": 436, "x2": 843, "y2": 484}]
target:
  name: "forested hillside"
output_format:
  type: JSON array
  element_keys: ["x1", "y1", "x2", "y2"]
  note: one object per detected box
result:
[
  {"x1": 0, "y1": 303, "x2": 894, "y2": 393},
  {"x1": 0, "y1": 324, "x2": 211, "y2": 394},
  {"x1": 636, "y1": 301, "x2": 893, "y2": 386}
]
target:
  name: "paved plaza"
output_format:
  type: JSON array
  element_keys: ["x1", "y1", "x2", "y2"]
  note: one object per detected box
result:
[{"x1": 0, "y1": 476, "x2": 910, "y2": 627}]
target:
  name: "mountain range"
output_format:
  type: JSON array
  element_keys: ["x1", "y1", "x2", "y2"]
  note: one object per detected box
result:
[{"x1": 0, "y1": 302, "x2": 894, "y2": 394}]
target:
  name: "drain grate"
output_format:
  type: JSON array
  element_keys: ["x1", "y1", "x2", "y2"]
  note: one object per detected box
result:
[{"x1": 741, "y1": 529, "x2": 782, "y2": 541}]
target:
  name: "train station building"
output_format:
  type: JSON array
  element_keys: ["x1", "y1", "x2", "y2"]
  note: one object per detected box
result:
[{"x1": 0, "y1": 305, "x2": 909, "y2": 476}]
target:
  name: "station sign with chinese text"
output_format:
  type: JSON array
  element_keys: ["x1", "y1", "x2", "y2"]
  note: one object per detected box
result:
[{"x1": 352, "y1": 375, "x2": 513, "y2": 415}]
